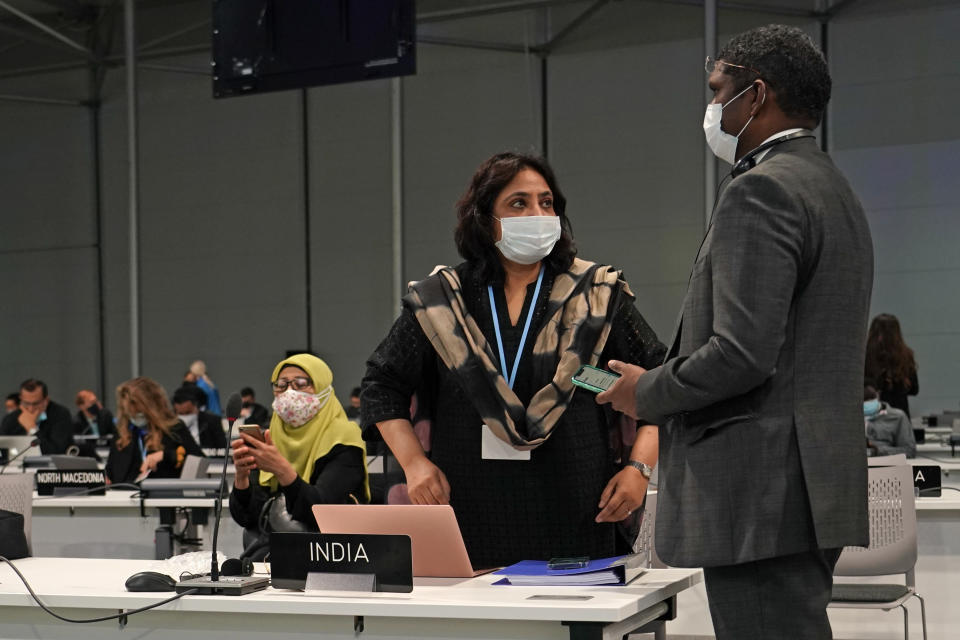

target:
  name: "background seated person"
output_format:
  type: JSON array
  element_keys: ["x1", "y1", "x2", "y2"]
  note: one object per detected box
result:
[
  {"x1": 105, "y1": 377, "x2": 203, "y2": 484},
  {"x1": 4, "y1": 393, "x2": 18, "y2": 414},
  {"x1": 229, "y1": 354, "x2": 369, "y2": 553},
  {"x1": 0, "y1": 378, "x2": 74, "y2": 454},
  {"x1": 864, "y1": 385, "x2": 916, "y2": 458},
  {"x1": 238, "y1": 386, "x2": 270, "y2": 426},
  {"x1": 72, "y1": 389, "x2": 115, "y2": 438},
  {"x1": 172, "y1": 385, "x2": 227, "y2": 450}
]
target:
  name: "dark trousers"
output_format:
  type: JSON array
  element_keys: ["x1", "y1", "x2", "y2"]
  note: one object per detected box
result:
[{"x1": 703, "y1": 547, "x2": 842, "y2": 640}]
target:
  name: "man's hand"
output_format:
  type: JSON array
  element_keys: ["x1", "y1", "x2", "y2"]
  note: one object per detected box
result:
[
  {"x1": 404, "y1": 455, "x2": 451, "y2": 505},
  {"x1": 596, "y1": 465, "x2": 649, "y2": 522},
  {"x1": 595, "y1": 360, "x2": 647, "y2": 419}
]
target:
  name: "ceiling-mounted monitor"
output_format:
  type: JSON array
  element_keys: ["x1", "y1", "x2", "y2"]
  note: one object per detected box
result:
[{"x1": 212, "y1": 0, "x2": 416, "y2": 99}]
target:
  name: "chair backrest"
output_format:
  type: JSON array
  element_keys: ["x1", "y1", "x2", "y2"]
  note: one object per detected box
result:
[
  {"x1": 834, "y1": 463, "x2": 916, "y2": 577},
  {"x1": 868, "y1": 453, "x2": 908, "y2": 467},
  {"x1": 0, "y1": 473, "x2": 34, "y2": 554},
  {"x1": 634, "y1": 491, "x2": 665, "y2": 569}
]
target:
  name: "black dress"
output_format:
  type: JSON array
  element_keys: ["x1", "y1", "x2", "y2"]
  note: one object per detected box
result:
[
  {"x1": 105, "y1": 422, "x2": 203, "y2": 484},
  {"x1": 361, "y1": 262, "x2": 665, "y2": 569}
]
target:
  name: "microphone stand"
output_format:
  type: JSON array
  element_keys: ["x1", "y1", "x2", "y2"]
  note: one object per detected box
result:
[{"x1": 175, "y1": 406, "x2": 269, "y2": 595}]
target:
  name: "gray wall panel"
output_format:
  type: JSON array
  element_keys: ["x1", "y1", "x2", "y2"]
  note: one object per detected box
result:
[
  {"x1": 832, "y1": 0, "x2": 960, "y2": 415},
  {"x1": 307, "y1": 79, "x2": 394, "y2": 399}
]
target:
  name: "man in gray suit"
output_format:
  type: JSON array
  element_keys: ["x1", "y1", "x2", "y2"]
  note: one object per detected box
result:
[{"x1": 598, "y1": 25, "x2": 873, "y2": 639}]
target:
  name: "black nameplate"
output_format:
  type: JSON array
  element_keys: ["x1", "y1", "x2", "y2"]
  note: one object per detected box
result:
[
  {"x1": 913, "y1": 465, "x2": 941, "y2": 498},
  {"x1": 35, "y1": 468, "x2": 106, "y2": 496},
  {"x1": 270, "y1": 532, "x2": 412, "y2": 593}
]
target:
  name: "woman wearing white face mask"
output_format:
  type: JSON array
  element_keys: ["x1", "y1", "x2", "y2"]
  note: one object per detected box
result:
[
  {"x1": 105, "y1": 377, "x2": 203, "y2": 485},
  {"x1": 229, "y1": 354, "x2": 370, "y2": 540},
  {"x1": 361, "y1": 152, "x2": 666, "y2": 569}
]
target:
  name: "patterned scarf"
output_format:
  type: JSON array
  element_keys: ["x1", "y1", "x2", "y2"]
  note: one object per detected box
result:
[{"x1": 405, "y1": 258, "x2": 631, "y2": 450}]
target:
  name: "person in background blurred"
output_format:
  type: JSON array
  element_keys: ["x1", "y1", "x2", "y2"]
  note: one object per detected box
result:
[
  {"x1": 239, "y1": 386, "x2": 270, "y2": 426},
  {"x1": 184, "y1": 359, "x2": 222, "y2": 416},
  {"x1": 105, "y1": 377, "x2": 202, "y2": 484},
  {"x1": 865, "y1": 313, "x2": 918, "y2": 418},
  {"x1": 4, "y1": 393, "x2": 18, "y2": 414},
  {"x1": 172, "y1": 385, "x2": 227, "y2": 450},
  {"x1": 72, "y1": 389, "x2": 115, "y2": 438},
  {"x1": 864, "y1": 385, "x2": 916, "y2": 458},
  {"x1": 344, "y1": 386, "x2": 362, "y2": 421},
  {"x1": 0, "y1": 378, "x2": 74, "y2": 454}
]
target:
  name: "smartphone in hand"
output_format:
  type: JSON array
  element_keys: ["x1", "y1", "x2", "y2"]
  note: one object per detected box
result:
[
  {"x1": 571, "y1": 364, "x2": 620, "y2": 393},
  {"x1": 237, "y1": 425, "x2": 265, "y2": 442}
]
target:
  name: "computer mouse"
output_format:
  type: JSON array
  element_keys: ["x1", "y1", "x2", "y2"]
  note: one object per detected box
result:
[{"x1": 124, "y1": 571, "x2": 177, "y2": 592}]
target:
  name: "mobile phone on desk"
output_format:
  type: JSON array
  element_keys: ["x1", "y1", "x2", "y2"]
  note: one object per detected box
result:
[
  {"x1": 237, "y1": 425, "x2": 265, "y2": 442},
  {"x1": 548, "y1": 556, "x2": 590, "y2": 570},
  {"x1": 571, "y1": 364, "x2": 620, "y2": 393}
]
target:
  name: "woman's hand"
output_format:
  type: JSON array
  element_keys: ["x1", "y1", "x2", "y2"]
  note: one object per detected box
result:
[
  {"x1": 404, "y1": 455, "x2": 451, "y2": 505},
  {"x1": 243, "y1": 431, "x2": 298, "y2": 487},
  {"x1": 231, "y1": 436, "x2": 255, "y2": 489},
  {"x1": 139, "y1": 450, "x2": 164, "y2": 474},
  {"x1": 595, "y1": 465, "x2": 649, "y2": 523}
]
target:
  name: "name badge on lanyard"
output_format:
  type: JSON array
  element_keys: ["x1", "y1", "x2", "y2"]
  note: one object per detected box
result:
[{"x1": 482, "y1": 266, "x2": 544, "y2": 462}]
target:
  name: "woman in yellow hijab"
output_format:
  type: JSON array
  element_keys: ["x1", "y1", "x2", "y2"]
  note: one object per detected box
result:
[{"x1": 229, "y1": 354, "x2": 369, "y2": 539}]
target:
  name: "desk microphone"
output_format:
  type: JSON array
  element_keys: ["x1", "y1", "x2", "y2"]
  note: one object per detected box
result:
[
  {"x1": 175, "y1": 392, "x2": 268, "y2": 595},
  {"x1": 0, "y1": 439, "x2": 38, "y2": 474}
]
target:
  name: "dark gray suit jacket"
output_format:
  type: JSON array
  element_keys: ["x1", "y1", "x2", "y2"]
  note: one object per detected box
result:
[{"x1": 635, "y1": 137, "x2": 872, "y2": 568}]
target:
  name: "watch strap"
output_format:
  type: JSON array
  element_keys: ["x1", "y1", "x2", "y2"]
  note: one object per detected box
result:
[{"x1": 627, "y1": 459, "x2": 654, "y2": 479}]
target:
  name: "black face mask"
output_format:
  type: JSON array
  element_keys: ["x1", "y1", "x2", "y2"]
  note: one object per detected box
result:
[{"x1": 87, "y1": 404, "x2": 100, "y2": 417}]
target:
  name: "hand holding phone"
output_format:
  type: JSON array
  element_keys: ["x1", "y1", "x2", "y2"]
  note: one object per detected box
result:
[{"x1": 571, "y1": 365, "x2": 620, "y2": 393}]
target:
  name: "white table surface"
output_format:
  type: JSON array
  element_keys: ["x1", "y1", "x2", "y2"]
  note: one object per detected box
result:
[{"x1": 0, "y1": 557, "x2": 701, "y2": 640}]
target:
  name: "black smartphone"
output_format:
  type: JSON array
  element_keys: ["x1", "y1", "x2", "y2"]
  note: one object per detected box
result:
[{"x1": 571, "y1": 364, "x2": 620, "y2": 393}]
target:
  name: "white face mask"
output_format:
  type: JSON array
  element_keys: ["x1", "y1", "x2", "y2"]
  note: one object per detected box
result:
[
  {"x1": 129, "y1": 413, "x2": 148, "y2": 428},
  {"x1": 495, "y1": 215, "x2": 561, "y2": 265},
  {"x1": 271, "y1": 386, "x2": 333, "y2": 428},
  {"x1": 703, "y1": 82, "x2": 759, "y2": 165}
]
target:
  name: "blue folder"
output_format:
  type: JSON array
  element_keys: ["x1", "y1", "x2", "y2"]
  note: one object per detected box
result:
[{"x1": 492, "y1": 554, "x2": 645, "y2": 586}]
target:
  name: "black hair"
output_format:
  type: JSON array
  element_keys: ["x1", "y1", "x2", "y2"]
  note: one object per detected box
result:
[
  {"x1": 350, "y1": 387, "x2": 361, "y2": 398},
  {"x1": 5, "y1": 392, "x2": 19, "y2": 403},
  {"x1": 172, "y1": 384, "x2": 204, "y2": 407},
  {"x1": 863, "y1": 385, "x2": 879, "y2": 401},
  {"x1": 19, "y1": 378, "x2": 48, "y2": 398},
  {"x1": 454, "y1": 152, "x2": 576, "y2": 283},
  {"x1": 240, "y1": 386, "x2": 255, "y2": 398},
  {"x1": 716, "y1": 24, "x2": 831, "y2": 126}
]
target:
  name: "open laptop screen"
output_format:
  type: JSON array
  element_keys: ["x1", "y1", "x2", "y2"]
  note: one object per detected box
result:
[{"x1": 312, "y1": 504, "x2": 484, "y2": 578}]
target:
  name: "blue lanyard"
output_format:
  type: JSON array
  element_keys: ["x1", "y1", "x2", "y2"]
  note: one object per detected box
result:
[{"x1": 487, "y1": 266, "x2": 545, "y2": 390}]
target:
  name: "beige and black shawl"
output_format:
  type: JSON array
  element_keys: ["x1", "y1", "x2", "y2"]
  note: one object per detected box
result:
[{"x1": 405, "y1": 258, "x2": 631, "y2": 451}]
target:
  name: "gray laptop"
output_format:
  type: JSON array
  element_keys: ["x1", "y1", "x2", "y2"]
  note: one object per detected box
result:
[{"x1": 49, "y1": 455, "x2": 100, "y2": 470}]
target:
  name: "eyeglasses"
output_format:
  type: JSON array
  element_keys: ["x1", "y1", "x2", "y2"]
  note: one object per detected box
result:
[
  {"x1": 20, "y1": 400, "x2": 45, "y2": 409},
  {"x1": 705, "y1": 56, "x2": 762, "y2": 77},
  {"x1": 272, "y1": 377, "x2": 313, "y2": 392}
]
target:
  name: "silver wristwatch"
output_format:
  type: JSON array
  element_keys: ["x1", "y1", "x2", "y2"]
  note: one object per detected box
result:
[{"x1": 627, "y1": 460, "x2": 654, "y2": 479}]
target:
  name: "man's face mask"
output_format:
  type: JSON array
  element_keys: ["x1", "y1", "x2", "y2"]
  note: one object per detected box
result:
[{"x1": 703, "y1": 82, "x2": 762, "y2": 165}]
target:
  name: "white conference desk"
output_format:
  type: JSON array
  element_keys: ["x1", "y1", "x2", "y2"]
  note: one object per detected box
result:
[
  {"x1": 0, "y1": 557, "x2": 701, "y2": 640},
  {"x1": 31, "y1": 491, "x2": 245, "y2": 560}
]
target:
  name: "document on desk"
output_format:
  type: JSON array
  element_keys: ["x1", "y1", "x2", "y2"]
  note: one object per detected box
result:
[{"x1": 492, "y1": 554, "x2": 644, "y2": 586}]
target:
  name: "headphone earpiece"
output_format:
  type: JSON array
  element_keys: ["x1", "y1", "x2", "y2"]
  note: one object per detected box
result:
[{"x1": 221, "y1": 557, "x2": 254, "y2": 576}]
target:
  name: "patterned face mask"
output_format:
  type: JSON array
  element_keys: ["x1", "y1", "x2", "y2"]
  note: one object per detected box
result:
[{"x1": 271, "y1": 386, "x2": 332, "y2": 427}]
